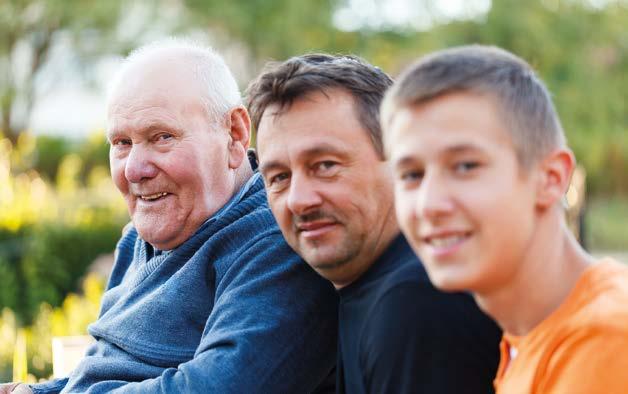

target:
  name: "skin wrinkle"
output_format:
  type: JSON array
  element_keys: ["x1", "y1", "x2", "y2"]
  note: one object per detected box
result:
[
  {"x1": 257, "y1": 89, "x2": 398, "y2": 289},
  {"x1": 107, "y1": 48, "x2": 250, "y2": 251}
]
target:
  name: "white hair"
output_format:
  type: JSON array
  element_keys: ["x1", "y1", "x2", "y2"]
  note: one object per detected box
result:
[{"x1": 108, "y1": 37, "x2": 242, "y2": 121}]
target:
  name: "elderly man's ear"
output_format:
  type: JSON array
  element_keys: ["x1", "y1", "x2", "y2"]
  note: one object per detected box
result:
[{"x1": 226, "y1": 106, "x2": 251, "y2": 170}]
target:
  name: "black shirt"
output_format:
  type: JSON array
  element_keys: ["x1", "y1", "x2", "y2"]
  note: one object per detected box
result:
[{"x1": 336, "y1": 235, "x2": 501, "y2": 393}]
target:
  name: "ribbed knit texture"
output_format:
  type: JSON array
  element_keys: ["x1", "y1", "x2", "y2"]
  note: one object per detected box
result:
[{"x1": 33, "y1": 175, "x2": 338, "y2": 394}]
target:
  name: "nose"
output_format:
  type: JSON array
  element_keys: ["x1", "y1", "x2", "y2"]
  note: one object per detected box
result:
[
  {"x1": 286, "y1": 174, "x2": 323, "y2": 215},
  {"x1": 124, "y1": 144, "x2": 159, "y2": 183},
  {"x1": 415, "y1": 171, "x2": 454, "y2": 221}
]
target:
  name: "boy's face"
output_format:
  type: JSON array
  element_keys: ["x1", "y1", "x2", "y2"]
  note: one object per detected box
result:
[{"x1": 387, "y1": 92, "x2": 538, "y2": 294}]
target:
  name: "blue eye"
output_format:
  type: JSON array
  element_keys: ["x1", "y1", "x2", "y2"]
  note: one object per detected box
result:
[
  {"x1": 400, "y1": 170, "x2": 423, "y2": 183},
  {"x1": 157, "y1": 133, "x2": 173, "y2": 142},
  {"x1": 269, "y1": 172, "x2": 290, "y2": 185},
  {"x1": 316, "y1": 161, "x2": 337, "y2": 171},
  {"x1": 114, "y1": 138, "x2": 132, "y2": 146},
  {"x1": 454, "y1": 161, "x2": 479, "y2": 173}
]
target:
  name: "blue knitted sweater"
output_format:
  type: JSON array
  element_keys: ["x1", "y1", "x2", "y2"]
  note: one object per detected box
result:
[{"x1": 33, "y1": 174, "x2": 338, "y2": 393}]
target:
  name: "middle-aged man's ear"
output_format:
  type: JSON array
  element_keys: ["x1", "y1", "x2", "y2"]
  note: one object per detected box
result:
[
  {"x1": 226, "y1": 106, "x2": 251, "y2": 170},
  {"x1": 534, "y1": 148, "x2": 576, "y2": 210}
]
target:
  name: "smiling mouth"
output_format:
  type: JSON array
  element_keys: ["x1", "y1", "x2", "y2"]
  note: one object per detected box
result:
[
  {"x1": 422, "y1": 232, "x2": 472, "y2": 253},
  {"x1": 138, "y1": 192, "x2": 169, "y2": 201},
  {"x1": 297, "y1": 221, "x2": 339, "y2": 239}
]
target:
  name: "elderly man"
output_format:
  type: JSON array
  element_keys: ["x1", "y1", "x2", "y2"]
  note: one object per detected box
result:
[
  {"x1": 2, "y1": 40, "x2": 337, "y2": 393},
  {"x1": 247, "y1": 54, "x2": 502, "y2": 393}
]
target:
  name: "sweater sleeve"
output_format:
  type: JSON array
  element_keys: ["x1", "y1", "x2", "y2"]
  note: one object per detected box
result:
[
  {"x1": 29, "y1": 377, "x2": 68, "y2": 394},
  {"x1": 84, "y1": 230, "x2": 338, "y2": 394},
  {"x1": 360, "y1": 283, "x2": 500, "y2": 394}
]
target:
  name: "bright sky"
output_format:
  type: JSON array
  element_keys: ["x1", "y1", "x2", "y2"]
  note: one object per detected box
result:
[{"x1": 333, "y1": 0, "x2": 491, "y2": 31}]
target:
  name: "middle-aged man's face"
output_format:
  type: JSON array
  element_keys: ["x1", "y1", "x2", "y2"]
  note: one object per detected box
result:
[
  {"x1": 387, "y1": 91, "x2": 539, "y2": 295},
  {"x1": 107, "y1": 59, "x2": 236, "y2": 250},
  {"x1": 257, "y1": 89, "x2": 397, "y2": 288}
]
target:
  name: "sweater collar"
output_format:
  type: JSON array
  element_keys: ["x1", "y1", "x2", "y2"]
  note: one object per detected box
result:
[{"x1": 150, "y1": 153, "x2": 262, "y2": 256}]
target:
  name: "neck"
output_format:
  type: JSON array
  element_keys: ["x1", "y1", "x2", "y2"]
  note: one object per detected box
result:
[
  {"x1": 475, "y1": 213, "x2": 593, "y2": 336},
  {"x1": 233, "y1": 161, "x2": 254, "y2": 193},
  {"x1": 333, "y1": 211, "x2": 400, "y2": 290}
]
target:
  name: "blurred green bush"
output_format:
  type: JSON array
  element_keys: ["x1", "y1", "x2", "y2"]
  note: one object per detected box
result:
[
  {"x1": 0, "y1": 132, "x2": 127, "y2": 325},
  {"x1": 0, "y1": 274, "x2": 105, "y2": 382}
]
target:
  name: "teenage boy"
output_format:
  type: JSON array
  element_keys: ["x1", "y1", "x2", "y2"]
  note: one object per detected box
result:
[
  {"x1": 382, "y1": 44, "x2": 628, "y2": 393},
  {"x1": 247, "y1": 53, "x2": 501, "y2": 393}
]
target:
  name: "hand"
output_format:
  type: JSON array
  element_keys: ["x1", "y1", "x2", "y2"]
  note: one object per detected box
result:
[{"x1": 0, "y1": 383, "x2": 32, "y2": 394}]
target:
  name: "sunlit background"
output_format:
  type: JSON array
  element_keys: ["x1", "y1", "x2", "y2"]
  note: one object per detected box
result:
[{"x1": 1, "y1": 0, "x2": 627, "y2": 382}]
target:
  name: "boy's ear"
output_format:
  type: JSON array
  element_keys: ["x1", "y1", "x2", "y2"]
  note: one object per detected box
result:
[
  {"x1": 535, "y1": 148, "x2": 576, "y2": 209},
  {"x1": 226, "y1": 106, "x2": 251, "y2": 170}
]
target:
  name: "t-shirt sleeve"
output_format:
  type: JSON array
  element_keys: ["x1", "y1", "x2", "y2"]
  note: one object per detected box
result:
[
  {"x1": 538, "y1": 328, "x2": 628, "y2": 394},
  {"x1": 360, "y1": 282, "x2": 500, "y2": 394}
]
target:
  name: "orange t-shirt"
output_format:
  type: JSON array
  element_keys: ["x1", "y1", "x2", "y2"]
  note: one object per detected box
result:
[{"x1": 494, "y1": 259, "x2": 628, "y2": 394}]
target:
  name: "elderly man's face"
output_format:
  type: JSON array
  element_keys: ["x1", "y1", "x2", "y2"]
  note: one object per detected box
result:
[{"x1": 107, "y1": 67, "x2": 234, "y2": 250}]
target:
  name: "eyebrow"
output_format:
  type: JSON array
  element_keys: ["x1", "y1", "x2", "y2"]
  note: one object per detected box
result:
[
  {"x1": 107, "y1": 122, "x2": 185, "y2": 142},
  {"x1": 393, "y1": 143, "x2": 484, "y2": 168},
  {"x1": 259, "y1": 143, "x2": 351, "y2": 175},
  {"x1": 298, "y1": 143, "x2": 351, "y2": 160},
  {"x1": 259, "y1": 161, "x2": 287, "y2": 176},
  {"x1": 444, "y1": 143, "x2": 484, "y2": 154},
  {"x1": 393, "y1": 156, "x2": 419, "y2": 169}
]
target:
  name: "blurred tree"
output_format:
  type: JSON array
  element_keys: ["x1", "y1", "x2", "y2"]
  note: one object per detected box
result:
[
  {"x1": 183, "y1": 0, "x2": 350, "y2": 75},
  {"x1": 0, "y1": 0, "x2": 171, "y2": 144},
  {"x1": 32, "y1": 135, "x2": 72, "y2": 182},
  {"x1": 0, "y1": 0, "x2": 124, "y2": 143}
]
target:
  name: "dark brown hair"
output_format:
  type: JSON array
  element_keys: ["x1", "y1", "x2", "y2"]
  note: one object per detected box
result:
[{"x1": 245, "y1": 54, "x2": 393, "y2": 157}]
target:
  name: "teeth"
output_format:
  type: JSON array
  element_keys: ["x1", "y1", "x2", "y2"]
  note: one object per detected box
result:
[
  {"x1": 140, "y1": 192, "x2": 168, "y2": 201},
  {"x1": 429, "y1": 235, "x2": 466, "y2": 248}
]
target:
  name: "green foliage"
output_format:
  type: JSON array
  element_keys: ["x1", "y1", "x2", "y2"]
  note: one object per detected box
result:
[
  {"x1": 184, "y1": 0, "x2": 340, "y2": 63},
  {"x1": 0, "y1": 0, "x2": 625, "y2": 380},
  {"x1": 0, "y1": 0, "x2": 128, "y2": 142},
  {"x1": 0, "y1": 274, "x2": 105, "y2": 381},
  {"x1": 0, "y1": 132, "x2": 127, "y2": 324},
  {"x1": 20, "y1": 221, "x2": 120, "y2": 323},
  {"x1": 586, "y1": 197, "x2": 628, "y2": 250},
  {"x1": 188, "y1": 0, "x2": 628, "y2": 197},
  {"x1": 32, "y1": 136, "x2": 72, "y2": 182},
  {"x1": 0, "y1": 308, "x2": 18, "y2": 382}
]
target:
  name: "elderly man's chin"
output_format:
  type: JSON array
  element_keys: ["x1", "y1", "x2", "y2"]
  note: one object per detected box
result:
[{"x1": 132, "y1": 212, "x2": 182, "y2": 250}]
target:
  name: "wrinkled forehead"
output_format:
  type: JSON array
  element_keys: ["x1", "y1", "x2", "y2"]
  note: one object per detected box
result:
[
  {"x1": 109, "y1": 51, "x2": 209, "y2": 105},
  {"x1": 106, "y1": 87, "x2": 212, "y2": 143}
]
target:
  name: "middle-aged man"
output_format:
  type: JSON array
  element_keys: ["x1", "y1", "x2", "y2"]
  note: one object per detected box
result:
[
  {"x1": 1, "y1": 40, "x2": 338, "y2": 394},
  {"x1": 247, "y1": 54, "x2": 502, "y2": 393}
]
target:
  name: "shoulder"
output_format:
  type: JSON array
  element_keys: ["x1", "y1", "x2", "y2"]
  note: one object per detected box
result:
[
  {"x1": 372, "y1": 249, "x2": 482, "y2": 324},
  {"x1": 359, "y1": 259, "x2": 499, "y2": 351},
  {"x1": 210, "y1": 210, "x2": 330, "y2": 301},
  {"x1": 366, "y1": 278, "x2": 494, "y2": 337},
  {"x1": 538, "y1": 328, "x2": 628, "y2": 392},
  {"x1": 558, "y1": 261, "x2": 628, "y2": 337},
  {"x1": 533, "y1": 273, "x2": 628, "y2": 392}
]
